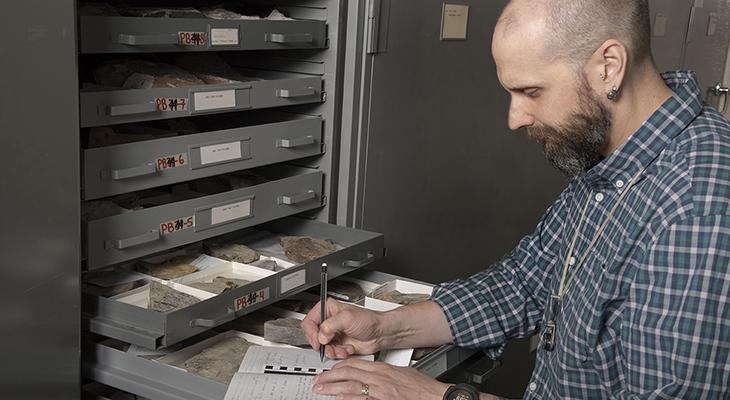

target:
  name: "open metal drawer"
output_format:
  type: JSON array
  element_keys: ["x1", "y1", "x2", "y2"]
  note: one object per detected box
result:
[
  {"x1": 84, "y1": 113, "x2": 323, "y2": 200},
  {"x1": 83, "y1": 217, "x2": 385, "y2": 349},
  {"x1": 80, "y1": 73, "x2": 323, "y2": 127},
  {"x1": 85, "y1": 167, "x2": 324, "y2": 270},
  {"x1": 79, "y1": 16, "x2": 327, "y2": 54}
]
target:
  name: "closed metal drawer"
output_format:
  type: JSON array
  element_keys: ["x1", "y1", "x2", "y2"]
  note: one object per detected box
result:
[
  {"x1": 79, "y1": 16, "x2": 327, "y2": 54},
  {"x1": 83, "y1": 114, "x2": 323, "y2": 199},
  {"x1": 83, "y1": 218, "x2": 384, "y2": 349},
  {"x1": 80, "y1": 75, "x2": 323, "y2": 127},
  {"x1": 85, "y1": 167, "x2": 324, "y2": 270}
]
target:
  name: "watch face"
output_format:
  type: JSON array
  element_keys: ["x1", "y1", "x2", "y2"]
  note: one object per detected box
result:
[{"x1": 449, "y1": 389, "x2": 474, "y2": 400}]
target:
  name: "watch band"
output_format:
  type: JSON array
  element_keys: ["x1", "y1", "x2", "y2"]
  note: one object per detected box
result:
[{"x1": 443, "y1": 383, "x2": 479, "y2": 400}]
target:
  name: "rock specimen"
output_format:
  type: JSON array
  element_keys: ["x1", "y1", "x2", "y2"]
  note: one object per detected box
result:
[
  {"x1": 411, "y1": 347, "x2": 438, "y2": 361},
  {"x1": 179, "y1": 336, "x2": 254, "y2": 384},
  {"x1": 201, "y1": 7, "x2": 261, "y2": 20},
  {"x1": 83, "y1": 280, "x2": 146, "y2": 298},
  {"x1": 280, "y1": 236, "x2": 337, "y2": 264},
  {"x1": 251, "y1": 258, "x2": 283, "y2": 272},
  {"x1": 149, "y1": 281, "x2": 200, "y2": 313},
  {"x1": 188, "y1": 277, "x2": 250, "y2": 294},
  {"x1": 217, "y1": 310, "x2": 273, "y2": 336},
  {"x1": 135, "y1": 255, "x2": 199, "y2": 280},
  {"x1": 326, "y1": 280, "x2": 366, "y2": 303},
  {"x1": 117, "y1": 7, "x2": 206, "y2": 18},
  {"x1": 204, "y1": 242, "x2": 259, "y2": 264},
  {"x1": 94, "y1": 59, "x2": 205, "y2": 89},
  {"x1": 373, "y1": 290, "x2": 430, "y2": 306},
  {"x1": 275, "y1": 298, "x2": 318, "y2": 314},
  {"x1": 264, "y1": 318, "x2": 309, "y2": 346},
  {"x1": 174, "y1": 53, "x2": 255, "y2": 85}
]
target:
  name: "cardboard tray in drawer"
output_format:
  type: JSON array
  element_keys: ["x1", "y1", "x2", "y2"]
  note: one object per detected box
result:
[
  {"x1": 83, "y1": 217, "x2": 385, "y2": 349},
  {"x1": 85, "y1": 165, "x2": 324, "y2": 270},
  {"x1": 79, "y1": 16, "x2": 327, "y2": 54},
  {"x1": 80, "y1": 71, "x2": 323, "y2": 127},
  {"x1": 83, "y1": 113, "x2": 323, "y2": 199}
]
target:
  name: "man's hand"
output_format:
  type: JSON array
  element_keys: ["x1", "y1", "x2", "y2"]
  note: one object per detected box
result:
[
  {"x1": 312, "y1": 358, "x2": 450, "y2": 400},
  {"x1": 301, "y1": 298, "x2": 386, "y2": 359}
]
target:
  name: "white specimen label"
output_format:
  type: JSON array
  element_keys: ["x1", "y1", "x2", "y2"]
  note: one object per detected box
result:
[
  {"x1": 440, "y1": 4, "x2": 469, "y2": 40},
  {"x1": 280, "y1": 269, "x2": 306, "y2": 294},
  {"x1": 200, "y1": 141, "x2": 242, "y2": 165},
  {"x1": 194, "y1": 90, "x2": 236, "y2": 111},
  {"x1": 211, "y1": 199, "x2": 251, "y2": 225},
  {"x1": 211, "y1": 28, "x2": 240, "y2": 46}
]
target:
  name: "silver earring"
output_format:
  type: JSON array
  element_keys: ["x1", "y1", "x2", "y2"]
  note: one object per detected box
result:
[{"x1": 607, "y1": 86, "x2": 619, "y2": 101}]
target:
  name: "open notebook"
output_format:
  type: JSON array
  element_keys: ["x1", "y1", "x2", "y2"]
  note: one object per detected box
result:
[{"x1": 224, "y1": 346, "x2": 374, "y2": 400}]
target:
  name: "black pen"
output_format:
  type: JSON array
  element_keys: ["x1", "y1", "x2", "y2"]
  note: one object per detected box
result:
[{"x1": 320, "y1": 262, "x2": 328, "y2": 363}]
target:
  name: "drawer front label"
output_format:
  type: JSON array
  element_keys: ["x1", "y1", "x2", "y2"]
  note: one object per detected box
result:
[
  {"x1": 178, "y1": 31, "x2": 207, "y2": 46},
  {"x1": 235, "y1": 287, "x2": 270, "y2": 311},
  {"x1": 211, "y1": 199, "x2": 252, "y2": 225},
  {"x1": 200, "y1": 141, "x2": 242, "y2": 165},
  {"x1": 155, "y1": 97, "x2": 188, "y2": 112},
  {"x1": 280, "y1": 269, "x2": 306, "y2": 294},
  {"x1": 194, "y1": 90, "x2": 236, "y2": 111},
  {"x1": 157, "y1": 153, "x2": 188, "y2": 170},
  {"x1": 211, "y1": 28, "x2": 239, "y2": 46},
  {"x1": 160, "y1": 215, "x2": 194, "y2": 235}
]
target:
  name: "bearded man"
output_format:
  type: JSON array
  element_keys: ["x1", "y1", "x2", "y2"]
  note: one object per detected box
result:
[{"x1": 302, "y1": 1, "x2": 730, "y2": 399}]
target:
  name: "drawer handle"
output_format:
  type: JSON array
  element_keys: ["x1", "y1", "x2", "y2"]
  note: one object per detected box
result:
[
  {"x1": 343, "y1": 253, "x2": 376, "y2": 268},
  {"x1": 276, "y1": 87, "x2": 316, "y2": 98},
  {"x1": 276, "y1": 136, "x2": 316, "y2": 148},
  {"x1": 278, "y1": 190, "x2": 316, "y2": 205},
  {"x1": 107, "y1": 103, "x2": 159, "y2": 117},
  {"x1": 105, "y1": 230, "x2": 161, "y2": 250},
  {"x1": 189, "y1": 308, "x2": 236, "y2": 328},
  {"x1": 109, "y1": 162, "x2": 159, "y2": 180},
  {"x1": 265, "y1": 33, "x2": 313, "y2": 44},
  {"x1": 114, "y1": 33, "x2": 180, "y2": 46}
]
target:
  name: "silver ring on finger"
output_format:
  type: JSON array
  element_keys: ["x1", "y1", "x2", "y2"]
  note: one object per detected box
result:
[{"x1": 361, "y1": 383, "x2": 370, "y2": 396}]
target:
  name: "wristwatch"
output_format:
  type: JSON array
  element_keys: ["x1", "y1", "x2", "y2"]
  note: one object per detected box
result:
[{"x1": 443, "y1": 383, "x2": 479, "y2": 400}]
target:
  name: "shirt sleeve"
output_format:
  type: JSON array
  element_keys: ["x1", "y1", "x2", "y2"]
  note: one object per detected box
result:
[
  {"x1": 624, "y1": 214, "x2": 730, "y2": 398},
  {"x1": 430, "y1": 194, "x2": 566, "y2": 357}
]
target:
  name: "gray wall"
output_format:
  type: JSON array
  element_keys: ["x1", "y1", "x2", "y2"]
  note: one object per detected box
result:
[{"x1": 0, "y1": 1, "x2": 81, "y2": 398}]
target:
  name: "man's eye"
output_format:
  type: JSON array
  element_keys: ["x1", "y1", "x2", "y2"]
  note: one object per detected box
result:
[{"x1": 524, "y1": 89, "x2": 540, "y2": 98}]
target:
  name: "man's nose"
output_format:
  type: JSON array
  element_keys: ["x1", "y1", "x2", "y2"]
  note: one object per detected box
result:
[{"x1": 508, "y1": 103, "x2": 535, "y2": 131}]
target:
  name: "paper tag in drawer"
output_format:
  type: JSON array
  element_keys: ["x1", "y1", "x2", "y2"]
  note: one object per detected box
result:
[
  {"x1": 234, "y1": 287, "x2": 270, "y2": 311},
  {"x1": 211, "y1": 199, "x2": 252, "y2": 225},
  {"x1": 280, "y1": 269, "x2": 306, "y2": 294},
  {"x1": 200, "y1": 141, "x2": 242, "y2": 165},
  {"x1": 211, "y1": 28, "x2": 239, "y2": 46},
  {"x1": 194, "y1": 90, "x2": 236, "y2": 111}
]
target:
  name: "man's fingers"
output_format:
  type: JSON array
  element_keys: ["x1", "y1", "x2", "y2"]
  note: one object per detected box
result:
[
  {"x1": 312, "y1": 380, "x2": 363, "y2": 396},
  {"x1": 315, "y1": 366, "x2": 375, "y2": 385},
  {"x1": 318, "y1": 308, "x2": 354, "y2": 345},
  {"x1": 300, "y1": 317, "x2": 321, "y2": 350}
]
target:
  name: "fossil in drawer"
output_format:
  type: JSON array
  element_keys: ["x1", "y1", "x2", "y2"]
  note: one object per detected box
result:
[
  {"x1": 135, "y1": 255, "x2": 199, "y2": 280},
  {"x1": 250, "y1": 258, "x2": 284, "y2": 272},
  {"x1": 264, "y1": 318, "x2": 309, "y2": 346},
  {"x1": 204, "y1": 242, "x2": 260, "y2": 264},
  {"x1": 326, "y1": 280, "x2": 366, "y2": 303},
  {"x1": 274, "y1": 298, "x2": 318, "y2": 314},
  {"x1": 188, "y1": 276, "x2": 251, "y2": 294},
  {"x1": 372, "y1": 290, "x2": 431, "y2": 306},
  {"x1": 280, "y1": 236, "x2": 337, "y2": 264},
  {"x1": 149, "y1": 281, "x2": 201, "y2": 312},
  {"x1": 94, "y1": 59, "x2": 205, "y2": 90},
  {"x1": 179, "y1": 336, "x2": 255, "y2": 384}
]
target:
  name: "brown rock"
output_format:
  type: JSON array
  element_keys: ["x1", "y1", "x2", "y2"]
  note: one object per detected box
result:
[
  {"x1": 204, "y1": 242, "x2": 259, "y2": 264},
  {"x1": 179, "y1": 336, "x2": 254, "y2": 384},
  {"x1": 188, "y1": 276, "x2": 250, "y2": 294},
  {"x1": 83, "y1": 280, "x2": 146, "y2": 298},
  {"x1": 326, "y1": 280, "x2": 366, "y2": 303},
  {"x1": 274, "y1": 298, "x2": 317, "y2": 314},
  {"x1": 264, "y1": 318, "x2": 309, "y2": 346},
  {"x1": 280, "y1": 236, "x2": 337, "y2": 264},
  {"x1": 251, "y1": 259, "x2": 284, "y2": 272},
  {"x1": 135, "y1": 255, "x2": 198, "y2": 280},
  {"x1": 149, "y1": 281, "x2": 200, "y2": 313},
  {"x1": 374, "y1": 290, "x2": 430, "y2": 306},
  {"x1": 411, "y1": 347, "x2": 438, "y2": 361}
]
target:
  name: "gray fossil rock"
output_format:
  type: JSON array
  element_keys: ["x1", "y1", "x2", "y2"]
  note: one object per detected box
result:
[
  {"x1": 326, "y1": 280, "x2": 366, "y2": 303},
  {"x1": 135, "y1": 255, "x2": 199, "y2": 280},
  {"x1": 274, "y1": 298, "x2": 318, "y2": 314},
  {"x1": 411, "y1": 347, "x2": 438, "y2": 361},
  {"x1": 179, "y1": 336, "x2": 254, "y2": 384},
  {"x1": 264, "y1": 318, "x2": 309, "y2": 346},
  {"x1": 280, "y1": 236, "x2": 337, "y2": 264},
  {"x1": 373, "y1": 290, "x2": 430, "y2": 306},
  {"x1": 204, "y1": 242, "x2": 259, "y2": 264},
  {"x1": 188, "y1": 276, "x2": 250, "y2": 294},
  {"x1": 83, "y1": 279, "x2": 147, "y2": 298},
  {"x1": 217, "y1": 310, "x2": 274, "y2": 336},
  {"x1": 251, "y1": 258, "x2": 284, "y2": 272},
  {"x1": 149, "y1": 281, "x2": 200, "y2": 313}
]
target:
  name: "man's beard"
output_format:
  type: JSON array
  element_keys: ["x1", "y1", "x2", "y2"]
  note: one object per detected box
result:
[{"x1": 528, "y1": 77, "x2": 612, "y2": 178}]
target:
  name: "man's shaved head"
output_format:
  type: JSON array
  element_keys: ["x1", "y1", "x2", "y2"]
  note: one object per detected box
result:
[{"x1": 497, "y1": 0, "x2": 652, "y2": 67}]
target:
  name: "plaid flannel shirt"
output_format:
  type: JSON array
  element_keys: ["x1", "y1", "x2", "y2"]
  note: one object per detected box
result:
[{"x1": 432, "y1": 71, "x2": 730, "y2": 399}]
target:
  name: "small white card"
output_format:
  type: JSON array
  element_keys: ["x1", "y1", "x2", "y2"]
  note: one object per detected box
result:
[
  {"x1": 211, "y1": 28, "x2": 240, "y2": 46},
  {"x1": 211, "y1": 199, "x2": 252, "y2": 225},
  {"x1": 194, "y1": 90, "x2": 236, "y2": 111},
  {"x1": 280, "y1": 269, "x2": 306, "y2": 294},
  {"x1": 440, "y1": 4, "x2": 469, "y2": 40},
  {"x1": 200, "y1": 141, "x2": 242, "y2": 165}
]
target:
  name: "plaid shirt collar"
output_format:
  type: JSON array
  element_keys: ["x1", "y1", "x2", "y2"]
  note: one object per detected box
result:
[{"x1": 583, "y1": 71, "x2": 704, "y2": 188}]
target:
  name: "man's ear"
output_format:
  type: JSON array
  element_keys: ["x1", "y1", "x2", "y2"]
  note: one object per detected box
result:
[{"x1": 585, "y1": 39, "x2": 628, "y2": 98}]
